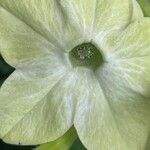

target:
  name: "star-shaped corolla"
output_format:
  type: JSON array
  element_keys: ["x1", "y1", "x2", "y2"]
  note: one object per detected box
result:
[{"x1": 0, "y1": 0, "x2": 150, "y2": 150}]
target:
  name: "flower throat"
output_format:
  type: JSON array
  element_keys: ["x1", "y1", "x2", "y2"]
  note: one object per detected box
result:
[{"x1": 69, "y1": 43, "x2": 104, "y2": 70}]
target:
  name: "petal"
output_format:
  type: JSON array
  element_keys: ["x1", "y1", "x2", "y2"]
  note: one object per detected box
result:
[
  {"x1": 0, "y1": 6, "x2": 67, "y2": 68},
  {"x1": 2, "y1": 68, "x2": 94, "y2": 145},
  {"x1": 0, "y1": 68, "x2": 89, "y2": 145},
  {"x1": 92, "y1": 0, "x2": 135, "y2": 38},
  {"x1": 106, "y1": 18, "x2": 150, "y2": 60},
  {"x1": 61, "y1": 0, "x2": 141, "y2": 40},
  {"x1": 0, "y1": 0, "x2": 83, "y2": 50},
  {"x1": 0, "y1": 62, "x2": 67, "y2": 144},
  {"x1": 131, "y1": 0, "x2": 144, "y2": 21},
  {"x1": 113, "y1": 57, "x2": 150, "y2": 97},
  {"x1": 92, "y1": 0, "x2": 144, "y2": 60},
  {"x1": 74, "y1": 69, "x2": 127, "y2": 150},
  {"x1": 59, "y1": 0, "x2": 98, "y2": 41},
  {"x1": 93, "y1": 58, "x2": 150, "y2": 150},
  {"x1": 74, "y1": 63, "x2": 150, "y2": 149},
  {"x1": 60, "y1": 0, "x2": 134, "y2": 41}
]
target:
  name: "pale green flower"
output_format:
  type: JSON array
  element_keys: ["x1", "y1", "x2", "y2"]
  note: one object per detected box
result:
[{"x1": 0, "y1": 0, "x2": 150, "y2": 150}]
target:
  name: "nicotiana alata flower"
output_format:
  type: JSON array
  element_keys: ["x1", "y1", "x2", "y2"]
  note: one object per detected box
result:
[{"x1": 0, "y1": 0, "x2": 150, "y2": 150}]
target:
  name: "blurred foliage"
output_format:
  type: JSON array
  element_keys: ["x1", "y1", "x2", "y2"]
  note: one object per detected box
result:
[
  {"x1": 0, "y1": 55, "x2": 15, "y2": 86},
  {"x1": 70, "y1": 139, "x2": 87, "y2": 150},
  {"x1": 35, "y1": 127, "x2": 80, "y2": 150},
  {"x1": 138, "y1": 0, "x2": 150, "y2": 17},
  {"x1": 0, "y1": 140, "x2": 36, "y2": 150}
]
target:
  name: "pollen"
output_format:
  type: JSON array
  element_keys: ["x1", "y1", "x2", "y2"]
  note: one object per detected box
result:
[{"x1": 69, "y1": 43, "x2": 104, "y2": 70}]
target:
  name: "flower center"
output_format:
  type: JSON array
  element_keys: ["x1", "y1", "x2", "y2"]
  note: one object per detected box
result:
[{"x1": 69, "y1": 43, "x2": 104, "y2": 70}]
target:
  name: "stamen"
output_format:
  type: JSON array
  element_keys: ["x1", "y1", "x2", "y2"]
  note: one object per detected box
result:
[{"x1": 69, "y1": 43, "x2": 104, "y2": 70}]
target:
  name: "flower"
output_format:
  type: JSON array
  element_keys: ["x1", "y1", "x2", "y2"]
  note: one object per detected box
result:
[{"x1": 0, "y1": 0, "x2": 150, "y2": 150}]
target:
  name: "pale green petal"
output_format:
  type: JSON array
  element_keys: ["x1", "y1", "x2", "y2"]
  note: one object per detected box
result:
[
  {"x1": 74, "y1": 69, "x2": 129, "y2": 150},
  {"x1": 92, "y1": 0, "x2": 134, "y2": 38},
  {"x1": 0, "y1": 0, "x2": 83, "y2": 50},
  {"x1": 35, "y1": 127, "x2": 77, "y2": 150},
  {"x1": 132, "y1": 0, "x2": 144, "y2": 21},
  {"x1": 1, "y1": 68, "x2": 84, "y2": 145},
  {"x1": 91, "y1": 0, "x2": 143, "y2": 60},
  {"x1": 60, "y1": 0, "x2": 134, "y2": 41},
  {"x1": 0, "y1": 63, "x2": 67, "y2": 144},
  {"x1": 94, "y1": 57, "x2": 150, "y2": 150},
  {"x1": 101, "y1": 18, "x2": 150, "y2": 60},
  {"x1": 0, "y1": 6, "x2": 66, "y2": 68},
  {"x1": 0, "y1": 0, "x2": 144, "y2": 54},
  {"x1": 59, "y1": 0, "x2": 98, "y2": 41},
  {"x1": 115, "y1": 57, "x2": 150, "y2": 96},
  {"x1": 84, "y1": 18, "x2": 150, "y2": 150},
  {"x1": 92, "y1": 0, "x2": 144, "y2": 60},
  {"x1": 114, "y1": 18, "x2": 150, "y2": 58},
  {"x1": 73, "y1": 17, "x2": 150, "y2": 150},
  {"x1": 74, "y1": 64, "x2": 150, "y2": 150}
]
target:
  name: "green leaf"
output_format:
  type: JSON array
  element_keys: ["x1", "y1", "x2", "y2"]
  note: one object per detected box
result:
[
  {"x1": 70, "y1": 138, "x2": 87, "y2": 150},
  {"x1": 35, "y1": 127, "x2": 77, "y2": 150},
  {"x1": 138, "y1": 0, "x2": 150, "y2": 17}
]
